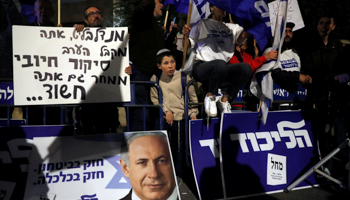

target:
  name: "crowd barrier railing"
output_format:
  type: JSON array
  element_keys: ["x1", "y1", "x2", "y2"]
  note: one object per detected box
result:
[
  {"x1": 183, "y1": 79, "x2": 308, "y2": 167},
  {"x1": 123, "y1": 81, "x2": 164, "y2": 132},
  {"x1": 0, "y1": 81, "x2": 165, "y2": 133}
]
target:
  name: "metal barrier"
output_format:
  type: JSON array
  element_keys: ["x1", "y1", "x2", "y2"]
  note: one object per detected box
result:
[
  {"x1": 1, "y1": 79, "x2": 306, "y2": 167},
  {"x1": 123, "y1": 81, "x2": 164, "y2": 132},
  {"x1": 0, "y1": 81, "x2": 164, "y2": 133},
  {"x1": 183, "y1": 80, "x2": 308, "y2": 167}
]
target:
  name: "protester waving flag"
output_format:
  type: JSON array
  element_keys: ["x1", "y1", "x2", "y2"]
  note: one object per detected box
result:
[
  {"x1": 165, "y1": 0, "x2": 271, "y2": 54},
  {"x1": 250, "y1": 0, "x2": 288, "y2": 124}
]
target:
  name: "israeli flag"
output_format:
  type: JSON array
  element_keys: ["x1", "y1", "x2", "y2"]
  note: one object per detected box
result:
[
  {"x1": 250, "y1": 0, "x2": 288, "y2": 124},
  {"x1": 190, "y1": 0, "x2": 211, "y2": 26}
]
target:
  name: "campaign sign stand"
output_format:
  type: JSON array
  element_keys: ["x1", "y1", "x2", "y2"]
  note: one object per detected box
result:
[
  {"x1": 191, "y1": 111, "x2": 318, "y2": 199},
  {"x1": 190, "y1": 118, "x2": 225, "y2": 200}
]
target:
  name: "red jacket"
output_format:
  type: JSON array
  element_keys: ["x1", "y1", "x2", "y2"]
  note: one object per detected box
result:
[{"x1": 229, "y1": 50, "x2": 266, "y2": 73}]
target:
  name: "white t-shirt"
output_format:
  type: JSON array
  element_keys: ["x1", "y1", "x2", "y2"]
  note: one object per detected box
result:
[
  {"x1": 263, "y1": 47, "x2": 301, "y2": 72},
  {"x1": 279, "y1": 49, "x2": 301, "y2": 72},
  {"x1": 189, "y1": 19, "x2": 244, "y2": 62}
]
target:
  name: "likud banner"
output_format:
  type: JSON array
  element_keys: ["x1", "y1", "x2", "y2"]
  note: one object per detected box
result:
[
  {"x1": 190, "y1": 111, "x2": 318, "y2": 199},
  {"x1": 24, "y1": 131, "x2": 180, "y2": 200},
  {"x1": 12, "y1": 26, "x2": 130, "y2": 106},
  {"x1": 0, "y1": 82, "x2": 14, "y2": 105}
]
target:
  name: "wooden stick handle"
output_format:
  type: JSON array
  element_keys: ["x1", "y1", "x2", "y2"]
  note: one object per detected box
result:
[
  {"x1": 258, "y1": 101, "x2": 262, "y2": 112},
  {"x1": 164, "y1": 5, "x2": 169, "y2": 27},
  {"x1": 58, "y1": 0, "x2": 61, "y2": 25},
  {"x1": 181, "y1": 2, "x2": 193, "y2": 69}
]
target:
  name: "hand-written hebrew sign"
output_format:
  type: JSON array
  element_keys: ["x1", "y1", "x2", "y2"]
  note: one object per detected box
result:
[
  {"x1": 13, "y1": 26, "x2": 130, "y2": 105},
  {"x1": 268, "y1": 0, "x2": 304, "y2": 36}
]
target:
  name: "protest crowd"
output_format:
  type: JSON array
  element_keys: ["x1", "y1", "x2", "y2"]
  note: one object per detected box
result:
[{"x1": 1, "y1": 0, "x2": 350, "y2": 199}]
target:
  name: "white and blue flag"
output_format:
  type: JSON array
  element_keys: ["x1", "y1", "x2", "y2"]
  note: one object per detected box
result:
[
  {"x1": 250, "y1": 0, "x2": 288, "y2": 124},
  {"x1": 164, "y1": 0, "x2": 272, "y2": 50}
]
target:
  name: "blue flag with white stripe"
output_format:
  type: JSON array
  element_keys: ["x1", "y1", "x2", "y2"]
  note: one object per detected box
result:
[{"x1": 250, "y1": 0, "x2": 288, "y2": 124}]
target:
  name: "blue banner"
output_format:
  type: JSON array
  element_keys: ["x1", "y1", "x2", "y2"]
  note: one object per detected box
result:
[
  {"x1": 0, "y1": 126, "x2": 74, "y2": 200},
  {"x1": 0, "y1": 82, "x2": 14, "y2": 105},
  {"x1": 190, "y1": 118, "x2": 224, "y2": 199},
  {"x1": 234, "y1": 83, "x2": 307, "y2": 103},
  {"x1": 207, "y1": 0, "x2": 272, "y2": 50},
  {"x1": 163, "y1": 0, "x2": 189, "y2": 14},
  {"x1": 190, "y1": 111, "x2": 318, "y2": 199}
]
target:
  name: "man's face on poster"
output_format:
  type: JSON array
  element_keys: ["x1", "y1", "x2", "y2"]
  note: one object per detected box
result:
[{"x1": 121, "y1": 135, "x2": 176, "y2": 200}]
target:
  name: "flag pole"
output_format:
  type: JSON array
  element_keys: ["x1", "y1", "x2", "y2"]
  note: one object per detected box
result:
[
  {"x1": 181, "y1": 0, "x2": 193, "y2": 69},
  {"x1": 229, "y1": 14, "x2": 233, "y2": 23},
  {"x1": 57, "y1": 0, "x2": 61, "y2": 26},
  {"x1": 164, "y1": 4, "x2": 170, "y2": 27},
  {"x1": 258, "y1": 101, "x2": 262, "y2": 112}
]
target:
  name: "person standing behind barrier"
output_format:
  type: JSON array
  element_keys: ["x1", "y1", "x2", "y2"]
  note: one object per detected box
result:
[
  {"x1": 150, "y1": 49, "x2": 198, "y2": 179},
  {"x1": 182, "y1": 5, "x2": 252, "y2": 117},
  {"x1": 301, "y1": 14, "x2": 344, "y2": 157},
  {"x1": 2, "y1": 0, "x2": 58, "y2": 124},
  {"x1": 128, "y1": 0, "x2": 167, "y2": 131},
  {"x1": 73, "y1": 6, "x2": 122, "y2": 134},
  {"x1": 31, "y1": 0, "x2": 55, "y2": 26},
  {"x1": 270, "y1": 22, "x2": 312, "y2": 91}
]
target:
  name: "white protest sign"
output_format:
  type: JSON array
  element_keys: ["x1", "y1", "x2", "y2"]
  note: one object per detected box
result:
[
  {"x1": 24, "y1": 131, "x2": 179, "y2": 200},
  {"x1": 269, "y1": 0, "x2": 304, "y2": 36},
  {"x1": 13, "y1": 26, "x2": 130, "y2": 105}
]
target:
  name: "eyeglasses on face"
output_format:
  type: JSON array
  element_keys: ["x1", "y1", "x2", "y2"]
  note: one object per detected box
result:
[{"x1": 86, "y1": 11, "x2": 101, "y2": 18}]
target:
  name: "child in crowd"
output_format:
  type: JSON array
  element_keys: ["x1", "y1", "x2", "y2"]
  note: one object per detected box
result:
[{"x1": 150, "y1": 48, "x2": 198, "y2": 178}]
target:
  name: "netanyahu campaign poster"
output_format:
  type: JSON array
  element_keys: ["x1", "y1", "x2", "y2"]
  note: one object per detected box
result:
[{"x1": 24, "y1": 131, "x2": 180, "y2": 200}]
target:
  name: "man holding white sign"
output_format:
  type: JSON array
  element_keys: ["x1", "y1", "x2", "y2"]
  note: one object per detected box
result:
[{"x1": 74, "y1": 5, "x2": 128, "y2": 134}]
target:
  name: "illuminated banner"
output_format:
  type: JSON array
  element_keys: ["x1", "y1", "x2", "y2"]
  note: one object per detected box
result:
[
  {"x1": 24, "y1": 131, "x2": 180, "y2": 200},
  {"x1": 13, "y1": 26, "x2": 130, "y2": 106},
  {"x1": 190, "y1": 111, "x2": 318, "y2": 199}
]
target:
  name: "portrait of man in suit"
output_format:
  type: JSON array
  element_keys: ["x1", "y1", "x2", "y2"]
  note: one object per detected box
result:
[{"x1": 119, "y1": 131, "x2": 178, "y2": 200}]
